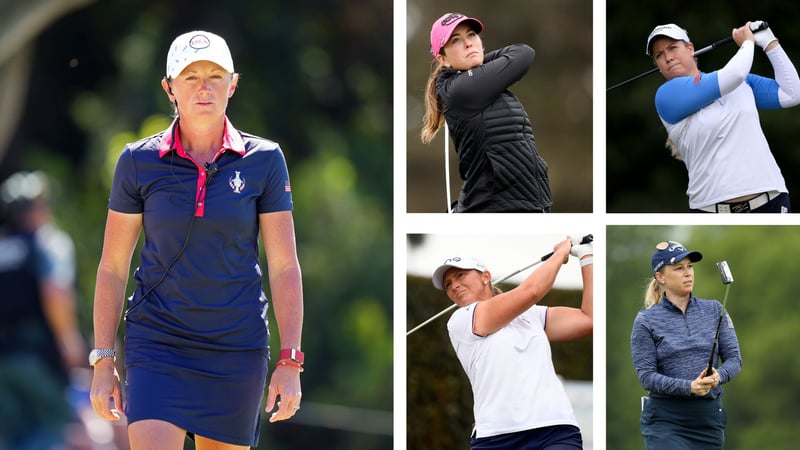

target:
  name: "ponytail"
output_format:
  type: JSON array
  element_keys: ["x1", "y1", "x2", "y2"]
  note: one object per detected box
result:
[
  {"x1": 643, "y1": 278, "x2": 663, "y2": 308},
  {"x1": 421, "y1": 63, "x2": 446, "y2": 144}
]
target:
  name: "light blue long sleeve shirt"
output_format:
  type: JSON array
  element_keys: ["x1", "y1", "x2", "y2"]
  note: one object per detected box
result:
[{"x1": 631, "y1": 295, "x2": 742, "y2": 399}]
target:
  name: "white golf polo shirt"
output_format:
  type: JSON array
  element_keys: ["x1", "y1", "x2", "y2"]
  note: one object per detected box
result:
[
  {"x1": 447, "y1": 302, "x2": 578, "y2": 439},
  {"x1": 656, "y1": 41, "x2": 800, "y2": 209}
]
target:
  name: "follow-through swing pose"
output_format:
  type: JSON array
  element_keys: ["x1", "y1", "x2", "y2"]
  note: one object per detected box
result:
[
  {"x1": 646, "y1": 21, "x2": 800, "y2": 213},
  {"x1": 432, "y1": 236, "x2": 592, "y2": 449},
  {"x1": 421, "y1": 13, "x2": 552, "y2": 213}
]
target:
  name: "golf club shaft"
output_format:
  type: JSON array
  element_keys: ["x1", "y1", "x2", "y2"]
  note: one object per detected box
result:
[
  {"x1": 405, "y1": 256, "x2": 549, "y2": 336},
  {"x1": 406, "y1": 234, "x2": 593, "y2": 336},
  {"x1": 705, "y1": 282, "x2": 731, "y2": 377},
  {"x1": 444, "y1": 123, "x2": 452, "y2": 213},
  {"x1": 607, "y1": 21, "x2": 769, "y2": 92}
]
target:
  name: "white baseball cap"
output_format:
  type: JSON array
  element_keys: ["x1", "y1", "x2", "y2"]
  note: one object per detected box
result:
[
  {"x1": 432, "y1": 256, "x2": 487, "y2": 290},
  {"x1": 646, "y1": 24, "x2": 690, "y2": 56},
  {"x1": 166, "y1": 31, "x2": 235, "y2": 79}
]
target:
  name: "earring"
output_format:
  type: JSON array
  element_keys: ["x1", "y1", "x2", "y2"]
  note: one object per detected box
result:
[{"x1": 483, "y1": 281, "x2": 488, "y2": 285}]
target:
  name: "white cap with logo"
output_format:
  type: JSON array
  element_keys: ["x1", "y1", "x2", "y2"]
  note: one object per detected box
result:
[
  {"x1": 646, "y1": 24, "x2": 691, "y2": 56},
  {"x1": 166, "y1": 31, "x2": 235, "y2": 79},
  {"x1": 432, "y1": 256, "x2": 488, "y2": 290}
]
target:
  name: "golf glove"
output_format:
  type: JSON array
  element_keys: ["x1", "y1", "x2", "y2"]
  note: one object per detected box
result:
[
  {"x1": 752, "y1": 21, "x2": 778, "y2": 49},
  {"x1": 570, "y1": 236, "x2": 593, "y2": 259}
]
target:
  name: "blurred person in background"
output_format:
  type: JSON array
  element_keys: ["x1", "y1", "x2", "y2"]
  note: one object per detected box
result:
[
  {"x1": 431, "y1": 236, "x2": 593, "y2": 449},
  {"x1": 0, "y1": 170, "x2": 87, "y2": 449},
  {"x1": 420, "y1": 12, "x2": 551, "y2": 213}
]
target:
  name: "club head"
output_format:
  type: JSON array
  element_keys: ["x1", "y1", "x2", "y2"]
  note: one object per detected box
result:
[{"x1": 716, "y1": 261, "x2": 734, "y2": 284}]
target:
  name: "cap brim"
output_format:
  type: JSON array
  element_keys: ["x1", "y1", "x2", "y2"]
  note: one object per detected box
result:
[
  {"x1": 432, "y1": 264, "x2": 457, "y2": 290},
  {"x1": 686, "y1": 250, "x2": 703, "y2": 262},
  {"x1": 672, "y1": 250, "x2": 703, "y2": 265}
]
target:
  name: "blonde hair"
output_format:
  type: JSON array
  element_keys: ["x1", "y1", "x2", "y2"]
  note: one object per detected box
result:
[
  {"x1": 665, "y1": 137, "x2": 682, "y2": 160},
  {"x1": 643, "y1": 277, "x2": 664, "y2": 308},
  {"x1": 421, "y1": 62, "x2": 447, "y2": 144}
]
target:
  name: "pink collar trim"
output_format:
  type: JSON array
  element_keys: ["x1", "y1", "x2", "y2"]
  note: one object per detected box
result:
[{"x1": 158, "y1": 116, "x2": 246, "y2": 158}]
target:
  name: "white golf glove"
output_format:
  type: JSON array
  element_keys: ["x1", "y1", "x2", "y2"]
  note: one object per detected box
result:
[
  {"x1": 570, "y1": 235, "x2": 593, "y2": 260},
  {"x1": 751, "y1": 21, "x2": 778, "y2": 49}
]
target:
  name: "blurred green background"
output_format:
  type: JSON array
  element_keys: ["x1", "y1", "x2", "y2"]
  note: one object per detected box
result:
[
  {"x1": 405, "y1": 0, "x2": 593, "y2": 213},
  {"x1": 0, "y1": 1, "x2": 392, "y2": 449},
  {"x1": 607, "y1": 225, "x2": 800, "y2": 449},
  {"x1": 607, "y1": 1, "x2": 800, "y2": 212}
]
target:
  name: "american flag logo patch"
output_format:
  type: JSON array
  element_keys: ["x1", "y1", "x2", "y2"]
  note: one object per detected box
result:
[{"x1": 284, "y1": 180, "x2": 291, "y2": 192}]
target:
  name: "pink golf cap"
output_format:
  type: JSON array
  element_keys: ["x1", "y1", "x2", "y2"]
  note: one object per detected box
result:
[{"x1": 430, "y1": 13, "x2": 484, "y2": 56}]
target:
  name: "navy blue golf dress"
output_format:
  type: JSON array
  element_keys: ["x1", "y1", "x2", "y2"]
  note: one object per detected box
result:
[{"x1": 108, "y1": 117, "x2": 293, "y2": 445}]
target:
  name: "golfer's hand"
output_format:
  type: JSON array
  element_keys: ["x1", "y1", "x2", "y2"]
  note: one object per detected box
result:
[
  {"x1": 266, "y1": 365, "x2": 302, "y2": 422},
  {"x1": 690, "y1": 368, "x2": 720, "y2": 396},
  {"x1": 569, "y1": 236, "x2": 593, "y2": 260},
  {"x1": 554, "y1": 238, "x2": 571, "y2": 264},
  {"x1": 751, "y1": 20, "x2": 778, "y2": 50},
  {"x1": 732, "y1": 22, "x2": 756, "y2": 47},
  {"x1": 89, "y1": 359, "x2": 123, "y2": 420}
]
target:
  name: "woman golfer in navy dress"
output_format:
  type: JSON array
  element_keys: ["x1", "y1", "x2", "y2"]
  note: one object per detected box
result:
[{"x1": 89, "y1": 30, "x2": 304, "y2": 448}]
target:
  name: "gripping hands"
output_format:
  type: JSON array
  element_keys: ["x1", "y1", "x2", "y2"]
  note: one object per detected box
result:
[
  {"x1": 570, "y1": 235, "x2": 593, "y2": 260},
  {"x1": 751, "y1": 20, "x2": 778, "y2": 50}
]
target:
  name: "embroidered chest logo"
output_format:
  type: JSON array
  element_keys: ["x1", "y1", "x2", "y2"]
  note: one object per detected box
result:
[{"x1": 229, "y1": 171, "x2": 246, "y2": 194}]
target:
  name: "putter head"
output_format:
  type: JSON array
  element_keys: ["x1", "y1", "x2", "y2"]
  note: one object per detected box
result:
[{"x1": 716, "y1": 261, "x2": 734, "y2": 284}]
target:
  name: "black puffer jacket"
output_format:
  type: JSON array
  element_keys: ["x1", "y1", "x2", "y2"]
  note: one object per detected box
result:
[{"x1": 437, "y1": 44, "x2": 551, "y2": 212}]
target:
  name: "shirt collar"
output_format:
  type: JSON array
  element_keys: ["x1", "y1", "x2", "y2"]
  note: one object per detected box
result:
[
  {"x1": 660, "y1": 294, "x2": 696, "y2": 312},
  {"x1": 158, "y1": 116, "x2": 246, "y2": 158}
]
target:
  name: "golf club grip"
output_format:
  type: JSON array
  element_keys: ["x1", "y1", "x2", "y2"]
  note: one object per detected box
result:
[
  {"x1": 541, "y1": 234, "x2": 594, "y2": 262},
  {"x1": 704, "y1": 341, "x2": 717, "y2": 377},
  {"x1": 705, "y1": 315, "x2": 725, "y2": 376}
]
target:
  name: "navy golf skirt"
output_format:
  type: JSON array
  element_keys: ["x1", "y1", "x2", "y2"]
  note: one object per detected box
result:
[
  {"x1": 470, "y1": 425, "x2": 582, "y2": 450},
  {"x1": 641, "y1": 396, "x2": 726, "y2": 450},
  {"x1": 124, "y1": 339, "x2": 269, "y2": 446}
]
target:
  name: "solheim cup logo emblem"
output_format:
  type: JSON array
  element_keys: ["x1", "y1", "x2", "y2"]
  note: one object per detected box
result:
[{"x1": 229, "y1": 171, "x2": 245, "y2": 194}]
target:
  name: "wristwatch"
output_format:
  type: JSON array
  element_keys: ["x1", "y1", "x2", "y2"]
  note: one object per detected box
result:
[
  {"x1": 88, "y1": 348, "x2": 116, "y2": 366},
  {"x1": 279, "y1": 348, "x2": 304, "y2": 364}
]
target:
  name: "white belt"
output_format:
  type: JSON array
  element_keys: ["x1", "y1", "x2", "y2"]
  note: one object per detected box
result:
[{"x1": 698, "y1": 191, "x2": 781, "y2": 213}]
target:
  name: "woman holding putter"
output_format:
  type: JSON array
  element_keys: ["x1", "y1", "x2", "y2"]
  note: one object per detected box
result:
[{"x1": 631, "y1": 241, "x2": 742, "y2": 449}]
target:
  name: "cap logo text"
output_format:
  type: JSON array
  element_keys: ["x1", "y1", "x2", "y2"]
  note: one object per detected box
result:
[{"x1": 189, "y1": 35, "x2": 211, "y2": 50}]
